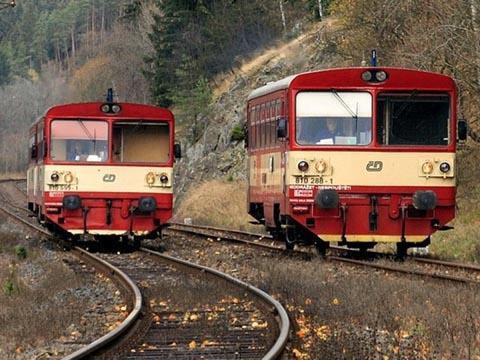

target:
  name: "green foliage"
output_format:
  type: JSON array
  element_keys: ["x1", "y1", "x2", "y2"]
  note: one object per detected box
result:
[
  {"x1": 0, "y1": 0, "x2": 136, "y2": 79},
  {"x1": 172, "y1": 71, "x2": 212, "y2": 142},
  {"x1": 230, "y1": 124, "x2": 246, "y2": 142},
  {"x1": 3, "y1": 280, "x2": 14, "y2": 296},
  {"x1": 14, "y1": 245, "x2": 27, "y2": 260},
  {"x1": 148, "y1": 0, "x2": 314, "y2": 107}
]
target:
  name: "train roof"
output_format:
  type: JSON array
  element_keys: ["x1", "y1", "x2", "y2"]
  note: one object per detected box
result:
[
  {"x1": 247, "y1": 67, "x2": 456, "y2": 100},
  {"x1": 31, "y1": 102, "x2": 174, "y2": 127}
]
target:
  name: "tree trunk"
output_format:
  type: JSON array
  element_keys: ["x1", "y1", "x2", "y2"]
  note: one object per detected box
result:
[
  {"x1": 318, "y1": 0, "x2": 323, "y2": 20},
  {"x1": 470, "y1": 0, "x2": 480, "y2": 88},
  {"x1": 71, "y1": 27, "x2": 76, "y2": 59},
  {"x1": 101, "y1": 1, "x2": 105, "y2": 44},
  {"x1": 279, "y1": 0, "x2": 286, "y2": 35},
  {"x1": 92, "y1": 3, "x2": 96, "y2": 45}
]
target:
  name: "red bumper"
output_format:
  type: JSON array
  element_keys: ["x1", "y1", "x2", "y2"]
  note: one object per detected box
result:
[{"x1": 44, "y1": 192, "x2": 173, "y2": 236}]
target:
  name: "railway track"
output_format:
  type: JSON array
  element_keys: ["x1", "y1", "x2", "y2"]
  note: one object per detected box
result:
[
  {"x1": 0, "y1": 180, "x2": 289, "y2": 359},
  {"x1": 167, "y1": 222, "x2": 480, "y2": 285}
]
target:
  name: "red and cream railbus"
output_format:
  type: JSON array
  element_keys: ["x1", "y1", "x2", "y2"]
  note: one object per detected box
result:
[
  {"x1": 246, "y1": 67, "x2": 467, "y2": 256},
  {"x1": 27, "y1": 98, "x2": 180, "y2": 246}
]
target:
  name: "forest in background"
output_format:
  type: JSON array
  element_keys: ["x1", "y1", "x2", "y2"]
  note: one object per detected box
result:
[
  {"x1": 0, "y1": 0, "x2": 480, "y2": 174},
  {"x1": 0, "y1": 0, "x2": 326, "y2": 173}
]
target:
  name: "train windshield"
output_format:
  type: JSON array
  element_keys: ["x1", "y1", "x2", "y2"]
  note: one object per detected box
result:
[
  {"x1": 296, "y1": 91, "x2": 372, "y2": 145},
  {"x1": 50, "y1": 120, "x2": 108, "y2": 162},
  {"x1": 377, "y1": 93, "x2": 450, "y2": 146},
  {"x1": 113, "y1": 122, "x2": 170, "y2": 163}
]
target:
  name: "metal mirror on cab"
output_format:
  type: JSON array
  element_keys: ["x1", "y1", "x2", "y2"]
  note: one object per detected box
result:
[
  {"x1": 458, "y1": 119, "x2": 468, "y2": 141},
  {"x1": 277, "y1": 117, "x2": 287, "y2": 139},
  {"x1": 174, "y1": 143, "x2": 182, "y2": 159},
  {"x1": 30, "y1": 145, "x2": 37, "y2": 159}
]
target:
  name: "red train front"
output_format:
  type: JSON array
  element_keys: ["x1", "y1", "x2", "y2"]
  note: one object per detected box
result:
[
  {"x1": 27, "y1": 100, "x2": 180, "y2": 245},
  {"x1": 247, "y1": 67, "x2": 467, "y2": 256}
]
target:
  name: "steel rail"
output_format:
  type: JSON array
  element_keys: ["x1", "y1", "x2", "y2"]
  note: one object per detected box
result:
[
  {"x1": 63, "y1": 248, "x2": 142, "y2": 360},
  {"x1": 328, "y1": 256, "x2": 479, "y2": 284},
  {"x1": 141, "y1": 247, "x2": 290, "y2": 360},
  {"x1": 0, "y1": 199, "x2": 143, "y2": 359},
  {"x1": 168, "y1": 222, "x2": 480, "y2": 284},
  {"x1": 170, "y1": 222, "x2": 480, "y2": 268}
]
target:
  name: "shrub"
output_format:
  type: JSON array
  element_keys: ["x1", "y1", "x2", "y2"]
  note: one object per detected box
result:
[
  {"x1": 230, "y1": 124, "x2": 245, "y2": 142},
  {"x1": 14, "y1": 245, "x2": 27, "y2": 260},
  {"x1": 3, "y1": 280, "x2": 14, "y2": 296}
]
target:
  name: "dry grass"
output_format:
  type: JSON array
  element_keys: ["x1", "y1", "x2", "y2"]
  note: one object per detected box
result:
[
  {"x1": 174, "y1": 180, "x2": 262, "y2": 232},
  {"x1": 430, "y1": 142, "x2": 480, "y2": 261},
  {"x1": 0, "y1": 172, "x2": 25, "y2": 180},
  {"x1": 255, "y1": 258, "x2": 480, "y2": 359}
]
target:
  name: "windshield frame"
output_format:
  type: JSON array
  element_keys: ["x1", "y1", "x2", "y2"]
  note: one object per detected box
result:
[
  {"x1": 112, "y1": 120, "x2": 171, "y2": 164},
  {"x1": 294, "y1": 90, "x2": 373, "y2": 147},
  {"x1": 49, "y1": 119, "x2": 109, "y2": 163},
  {"x1": 376, "y1": 92, "x2": 451, "y2": 147}
]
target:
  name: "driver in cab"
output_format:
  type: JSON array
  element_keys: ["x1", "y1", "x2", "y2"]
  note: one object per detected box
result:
[{"x1": 316, "y1": 118, "x2": 342, "y2": 144}]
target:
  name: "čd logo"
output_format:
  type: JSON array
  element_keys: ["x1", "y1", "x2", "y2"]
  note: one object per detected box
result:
[
  {"x1": 103, "y1": 174, "x2": 116, "y2": 182},
  {"x1": 366, "y1": 161, "x2": 383, "y2": 172}
]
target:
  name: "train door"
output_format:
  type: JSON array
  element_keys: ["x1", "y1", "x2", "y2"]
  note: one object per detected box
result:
[{"x1": 263, "y1": 102, "x2": 275, "y2": 227}]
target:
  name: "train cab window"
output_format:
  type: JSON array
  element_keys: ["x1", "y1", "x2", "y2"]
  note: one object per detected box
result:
[
  {"x1": 51, "y1": 120, "x2": 108, "y2": 162},
  {"x1": 113, "y1": 122, "x2": 170, "y2": 163},
  {"x1": 377, "y1": 93, "x2": 450, "y2": 146},
  {"x1": 296, "y1": 91, "x2": 372, "y2": 145}
]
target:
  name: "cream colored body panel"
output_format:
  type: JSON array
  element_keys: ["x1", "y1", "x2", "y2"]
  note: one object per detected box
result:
[
  {"x1": 41, "y1": 164, "x2": 173, "y2": 194},
  {"x1": 250, "y1": 151, "x2": 455, "y2": 189},
  {"x1": 249, "y1": 152, "x2": 283, "y2": 189},
  {"x1": 286, "y1": 151, "x2": 455, "y2": 187}
]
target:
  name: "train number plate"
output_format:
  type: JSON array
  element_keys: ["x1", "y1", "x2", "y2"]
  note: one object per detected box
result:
[
  {"x1": 49, "y1": 191, "x2": 65, "y2": 197},
  {"x1": 294, "y1": 176, "x2": 324, "y2": 185}
]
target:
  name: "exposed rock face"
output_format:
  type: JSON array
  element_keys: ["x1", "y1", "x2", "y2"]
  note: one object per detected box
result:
[{"x1": 174, "y1": 21, "x2": 341, "y2": 202}]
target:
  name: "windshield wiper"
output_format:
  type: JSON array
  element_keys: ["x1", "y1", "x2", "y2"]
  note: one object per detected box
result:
[
  {"x1": 331, "y1": 89, "x2": 358, "y2": 121},
  {"x1": 392, "y1": 90, "x2": 418, "y2": 119},
  {"x1": 77, "y1": 120, "x2": 94, "y2": 141}
]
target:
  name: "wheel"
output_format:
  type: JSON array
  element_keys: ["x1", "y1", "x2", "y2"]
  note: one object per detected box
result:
[
  {"x1": 132, "y1": 237, "x2": 142, "y2": 250},
  {"x1": 314, "y1": 240, "x2": 327, "y2": 256},
  {"x1": 396, "y1": 243, "x2": 407, "y2": 261},
  {"x1": 285, "y1": 227, "x2": 295, "y2": 251}
]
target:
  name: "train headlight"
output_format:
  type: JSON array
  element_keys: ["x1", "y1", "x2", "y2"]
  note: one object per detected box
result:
[
  {"x1": 146, "y1": 172, "x2": 156, "y2": 186},
  {"x1": 51, "y1": 172, "x2": 60, "y2": 182},
  {"x1": 298, "y1": 161, "x2": 309, "y2": 172},
  {"x1": 64, "y1": 172, "x2": 74, "y2": 183},
  {"x1": 361, "y1": 71, "x2": 373, "y2": 81},
  {"x1": 101, "y1": 104, "x2": 110, "y2": 113},
  {"x1": 421, "y1": 161, "x2": 434, "y2": 174},
  {"x1": 375, "y1": 70, "x2": 388, "y2": 82},
  {"x1": 159, "y1": 173, "x2": 169, "y2": 184},
  {"x1": 111, "y1": 104, "x2": 121, "y2": 113},
  {"x1": 315, "y1": 160, "x2": 327, "y2": 174},
  {"x1": 439, "y1": 162, "x2": 451, "y2": 173}
]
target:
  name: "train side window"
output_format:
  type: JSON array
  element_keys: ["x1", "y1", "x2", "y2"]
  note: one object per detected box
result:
[
  {"x1": 29, "y1": 135, "x2": 37, "y2": 159},
  {"x1": 250, "y1": 107, "x2": 254, "y2": 149},
  {"x1": 266, "y1": 103, "x2": 270, "y2": 147},
  {"x1": 38, "y1": 127, "x2": 45, "y2": 159}
]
